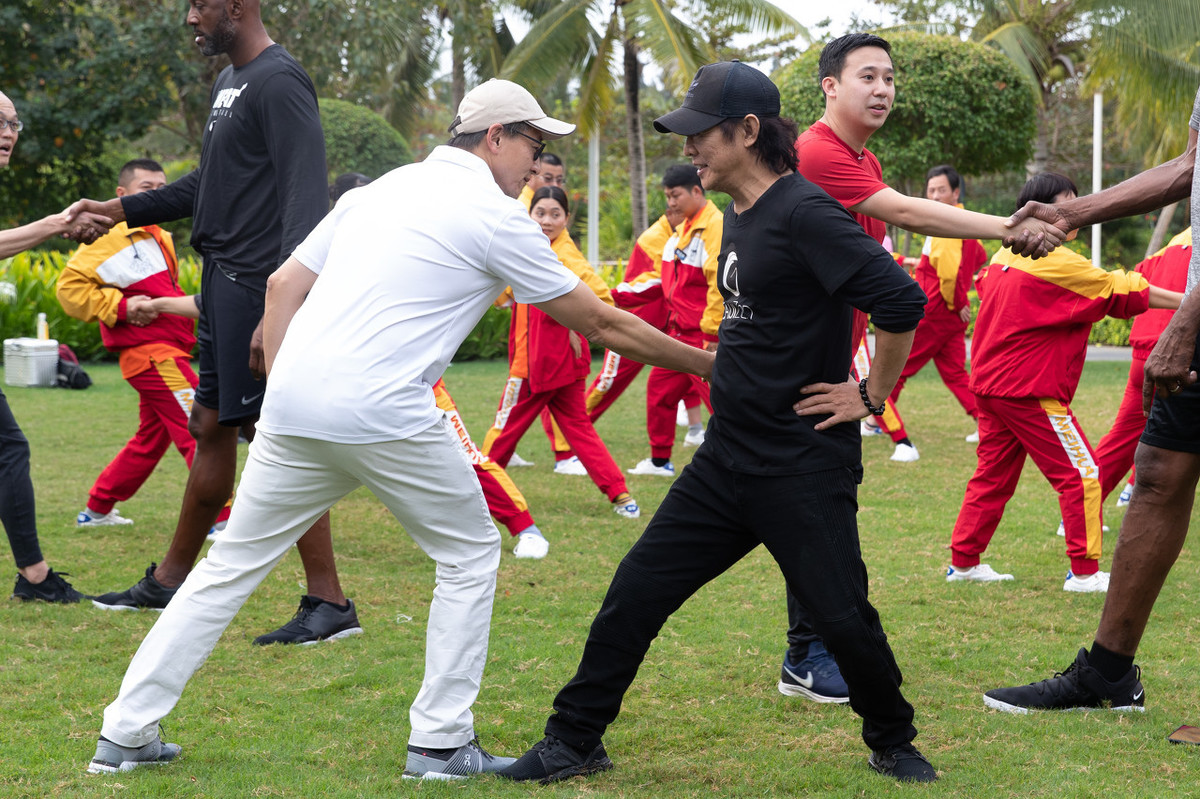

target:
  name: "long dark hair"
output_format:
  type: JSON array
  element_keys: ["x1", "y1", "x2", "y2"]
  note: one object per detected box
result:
[{"x1": 530, "y1": 185, "x2": 569, "y2": 215}]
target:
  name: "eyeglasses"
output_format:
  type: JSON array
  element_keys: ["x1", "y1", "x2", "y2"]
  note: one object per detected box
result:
[
  {"x1": 0, "y1": 119, "x2": 23, "y2": 132},
  {"x1": 511, "y1": 128, "x2": 546, "y2": 160}
]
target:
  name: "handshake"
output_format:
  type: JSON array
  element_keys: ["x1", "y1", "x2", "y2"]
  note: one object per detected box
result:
[{"x1": 53, "y1": 198, "x2": 123, "y2": 245}]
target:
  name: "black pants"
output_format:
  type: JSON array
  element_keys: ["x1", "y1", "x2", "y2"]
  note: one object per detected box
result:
[
  {"x1": 0, "y1": 387, "x2": 43, "y2": 568},
  {"x1": 544, "y1": 446, "x2": 917, "y2": 752},
  {"x1": 786, "y1": 587, "x2": 820, "y2": 656}
]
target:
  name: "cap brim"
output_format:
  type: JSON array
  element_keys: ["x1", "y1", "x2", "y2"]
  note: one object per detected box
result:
[
  {"x1": 653, "y1": 106, "x2": 727, "y2": 135},
  {"x1": 526, "y1": 116, "x2": 576, "y2": 140}
]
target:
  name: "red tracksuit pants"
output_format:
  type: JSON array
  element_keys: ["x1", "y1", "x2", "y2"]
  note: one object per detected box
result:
[
  {"x1": 88, "y1": 356, "x2": 197, "y2": 514},
  {"x1": 951, "y1": 395, "x2": 1104, "y2": 575},
  {"x1": 1094, "y1": 356, "x2": 1146, "y2": 500},
  {"x1": 889, "y1": 307, "x2": 977, "y2": 418},
  {"x1": 483, "y1": 377, "x2": 628, "y2": 502},
  {"x1": 545, "y1": 350, "x2": 701, "y2": 456}
]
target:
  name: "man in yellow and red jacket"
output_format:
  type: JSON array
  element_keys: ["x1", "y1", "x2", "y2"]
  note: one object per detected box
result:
[
  {"x1": 615, "y1": 164, "x2": 722, "y2": 477},
  {"x1": 57, "y1": 159, "x2": 228, "y2": 532},
  {"x1": 890, "y1": 165, "x2": 987, "y2": 435}
]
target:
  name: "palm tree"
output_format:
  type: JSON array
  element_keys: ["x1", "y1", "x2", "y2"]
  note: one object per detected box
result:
[
  {"x1": 1085, "y1": 0, "x2": 1200, "y2": 253},
  {"x1": 500, "y1": 0, "x2": 802, "y2": 236}
]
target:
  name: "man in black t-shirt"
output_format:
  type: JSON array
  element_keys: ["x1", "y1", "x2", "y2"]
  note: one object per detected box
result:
[
  {"x1": 501, "y1": 62, "x2": 937, "y2": 785},
  {"x1": 69, "y1": 0, "x2": 358, "y2": 644}
]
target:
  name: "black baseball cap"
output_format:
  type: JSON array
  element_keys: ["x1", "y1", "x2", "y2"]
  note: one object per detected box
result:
[{"x1": 654, "y1": 61, "x2": 781, "y2": 136}]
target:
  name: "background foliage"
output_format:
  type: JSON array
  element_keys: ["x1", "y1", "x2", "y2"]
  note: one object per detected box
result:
[{"x1": 320, "y1": 99, "x2": 414, "y2": 181}]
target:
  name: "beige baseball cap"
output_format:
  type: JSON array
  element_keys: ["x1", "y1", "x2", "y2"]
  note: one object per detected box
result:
[{"x1": 448, "y1": 79, "x2": 576, "y2": 139}]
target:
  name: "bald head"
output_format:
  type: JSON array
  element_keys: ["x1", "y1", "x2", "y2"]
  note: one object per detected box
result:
[
  {"x1": 186, "y1": 0, "x2": 270, "y2": 67},
  {"x1": 0, "y1": 90, "x2": 20, "y2": 169}
]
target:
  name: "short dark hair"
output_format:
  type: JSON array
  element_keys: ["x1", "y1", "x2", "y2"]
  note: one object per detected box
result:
[
  {"x1": 538, "y1": 152, "x2": 563, "y2": 168},
  {"x1": 926, "y1": 164, "x2": 962, "y2": 193},
  {"x1": 717, "y1": 115, "x2": 800, "y2": 176},
  {"x1": 1016, "y1": 172, "x2": 1078, "y2": 211},
  {"x1": 448, "y1": 121, "x2": 528, "y2": 151},
  {"x1": 662, "y1": 164, "x2": 702, "y2": 191},
  {"x1": 818, "y1": 33, "x2": 892, "y2": 82},
  {"x1": 330, "y1": 172, "x2": 371, "y2": 205},
  {"x1": 531, "y1": 185, "x2": 569, "y2": 215},
  {"x1": 118, "y1": 158, "x2": 165, "y2": 186}
]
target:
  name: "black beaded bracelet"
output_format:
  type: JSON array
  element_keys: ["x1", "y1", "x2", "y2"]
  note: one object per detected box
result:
[{"x1": 859, "y1": 377, "x2": 886, "y2": 415}]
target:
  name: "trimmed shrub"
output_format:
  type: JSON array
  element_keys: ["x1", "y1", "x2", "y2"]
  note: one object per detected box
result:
[{"x1": 320, "y1": 98, "x2": 413, "y2": 180}]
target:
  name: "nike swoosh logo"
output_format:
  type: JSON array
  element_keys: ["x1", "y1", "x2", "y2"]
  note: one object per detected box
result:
[
  {"x1": 782, "y1": 664, "x2": 815, "y2": 689},
  {"x1": 241, "y1": 392, "x2": 264, "y2": 405},
  {"x1": 1133, "y1": 690, "x2": 1144, "y2": 702}
]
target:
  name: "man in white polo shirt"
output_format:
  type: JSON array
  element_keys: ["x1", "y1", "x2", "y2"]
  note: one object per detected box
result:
[{"x1": 85, "y1": 79, "x2": 714, "y2": 781}]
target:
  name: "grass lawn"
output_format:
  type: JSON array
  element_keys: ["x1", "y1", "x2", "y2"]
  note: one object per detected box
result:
[{"x1": 3, "y1": 355, "x2": 1199, "y2": 798}]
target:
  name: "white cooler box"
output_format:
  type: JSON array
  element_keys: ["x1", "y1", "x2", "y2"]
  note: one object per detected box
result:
[{"x1": 4, "y1": 338, "x2": 59, "y2": 388}]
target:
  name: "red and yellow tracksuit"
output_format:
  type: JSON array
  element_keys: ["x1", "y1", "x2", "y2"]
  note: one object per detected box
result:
[
  {"x1": 890, "y1": 218, "x2": 986, "y2": 417},
  {"x1": 613, "y1": 200, "x2": 722, "y2": 460},
  {"x1": 950, "y1": 246, "x2": 1151, "y2": 576},
  {"x1": 482, "y1": 230, "x2": 630, "y2": 502},
  {"x1": 433, "y1": 379, "x2": 533, "y2": 536},
  {"x1": 57, "y1": 222, "x2": 228, "y2": 522},
  {"x1": 1094, "y1": 228, "x2": 1191, "y2": 498}
]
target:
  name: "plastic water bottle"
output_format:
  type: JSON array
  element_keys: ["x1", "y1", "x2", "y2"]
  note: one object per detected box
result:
[{"x1": 36, "y1": 312, "x2": 48, "y2": 340}]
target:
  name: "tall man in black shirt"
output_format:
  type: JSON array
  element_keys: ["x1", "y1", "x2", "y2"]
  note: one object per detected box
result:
[
  {"x1": 69, "y1": 0, "x2": 359, "y2": 643},
  {"x1": 500, "y1": 61, "x2": 937, "y2": 785}
]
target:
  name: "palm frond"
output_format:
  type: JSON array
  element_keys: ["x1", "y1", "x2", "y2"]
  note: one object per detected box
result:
[{"x1": 500, "y1": 0, "x2": 598, "y2": 86}]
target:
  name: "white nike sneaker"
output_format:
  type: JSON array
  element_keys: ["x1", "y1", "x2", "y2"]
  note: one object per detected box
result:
[
  {"x1": 683, "y1": 429, "x2": 705, "y2": 448},
  {"x1": 965, "y1": 429, "x2": 980, "y2": 443},
  {"x1": 627, "y1": 458, "x2": 675, "y2": 477},
  {"x1": 676, "y1": 400, "x2": 689, "y2": 427},
  {"x1": 1116, "y1": 482, "x2": 1134, "y2": 507},
  {"x1": 860, "y1": 420, "x2": 884, "y2": 437},
  {"x1": 890, "y1": 443, "x2": 919, "y2": 462},
  {"x1": 1064, "y1": 570, "x2": 1110, "y2": 593},
  {"x1": 513, "y1": 531, "x2": 549, "y2": 559},
  {"x1": 553, "y1": 456, "x2": 588, "y2": 476},
  {"x1": 946, "y1": 564, "x2": 1014, "y2": 582},
  {"x1": 507, "y1": 452, "x2": 534, "y2": 467}
]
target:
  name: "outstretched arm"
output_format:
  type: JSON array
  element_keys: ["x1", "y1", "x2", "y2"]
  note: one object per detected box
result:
[{"x1": 536, "y1": 283, "x2": 713, "y2": 380}]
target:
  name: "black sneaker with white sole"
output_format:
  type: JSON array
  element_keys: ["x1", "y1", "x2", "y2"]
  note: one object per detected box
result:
[
  {"x1": 87, "y1": 734, "x2": 181, "y2": 774},
  {"x1": 868, "y1": 742, "x2": 938, "y2": 782},
  {"x1": 12, "y1": 569, "x2": 86, "y2": 603},
  {"x1": 983, "y1": 647, "x2": 1145, "y2": 713},
  {"x1": 252, "y1": 595, "x2": 363, "y2": 645},
  {"x1": 498, "y1": 734, "x2": 614, "y2": 783},
  {"x1": 91, "y1": 563, "x2": 175, "y2": 611},
  {"x1": 402, "y1": 738, "x2": 515, "y2": 779}
]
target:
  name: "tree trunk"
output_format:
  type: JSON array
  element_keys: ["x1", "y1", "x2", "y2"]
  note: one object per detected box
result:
[
  {"x1": 624, "y1": 36, "x2": 648, "y2": 238},
  {"x1": 1146, "y1": 201, "x2": 1180, "y2": 258},
  {"x1": 451, "y1": 35, "x2": 467, "y2": 112}
]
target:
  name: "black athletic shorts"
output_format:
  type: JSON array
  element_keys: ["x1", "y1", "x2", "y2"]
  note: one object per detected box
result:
[
  {"x1": 1140, "y1": 328, "x2": 1200, "y2": 454},
  {"x1": 195, "y1": 260, "x2": 267, "y2": 426}
]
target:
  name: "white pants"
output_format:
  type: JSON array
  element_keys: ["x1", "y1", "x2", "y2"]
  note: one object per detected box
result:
[{"x1": 101, "y1": 418, "x2": 501, "y2": 749}]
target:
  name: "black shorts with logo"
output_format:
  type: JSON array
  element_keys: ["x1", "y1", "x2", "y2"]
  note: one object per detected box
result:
[
  {"x1": 1140, "y1": 328, "x2": 1200, "y2": 454},
  {"x1": 195, "y1": 259, "x2": 267, "y2": 426}
]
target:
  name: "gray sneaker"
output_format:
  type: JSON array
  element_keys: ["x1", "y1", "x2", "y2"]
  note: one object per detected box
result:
[
  {"x1": 87, "y1": 735, "x2": 181, "y2": 774},
  {"x1": 402, "y1": 738, "x2": 515, "y2": 780}
]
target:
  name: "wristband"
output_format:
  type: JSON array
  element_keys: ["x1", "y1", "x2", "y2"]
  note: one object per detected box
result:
[{"x1": 859, "y1": 377, "x2": 886, "y2": 415}]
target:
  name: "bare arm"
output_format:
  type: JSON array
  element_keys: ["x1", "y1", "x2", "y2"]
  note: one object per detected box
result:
[
  {"x1": 0, "y1": 213, "x2": 72, "y2": 259},
  {"x1": 147, "y1": 295, "x2": 201, "y2": 319},
  {"x1": 1010, "y1": 127, "x2": 1197, "y2": 237},
  {"x1": 855, "y1": 187, "x2": 1064, "y2": 256},
  {"x1": 535, "y1": 282, "x2": 714, "y2": 379},
  {"x1": 1150, "y1": 285, "x2": 1185, "y2": 310},
  {"x1": 263, "y1": 257, "x2": 319, "y2": 376},
  {"x1": 793, "y1": 328, "x2": 916, "y2": 431}
]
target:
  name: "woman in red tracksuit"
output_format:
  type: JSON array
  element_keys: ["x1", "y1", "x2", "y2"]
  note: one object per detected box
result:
[
  {"x1": 481, "y1": 186, "x2": 640, "y2": 519},
  {"x1": 947, "y1": 173, "x2": 1182, "y2": 592}
]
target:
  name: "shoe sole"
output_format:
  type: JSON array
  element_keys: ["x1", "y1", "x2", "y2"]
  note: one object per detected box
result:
[
  {"x1": 626, "y1": 470, "x2": 673, "y2": 477},
  {"x1": 90, "y1": 600, "x2": 166, "y2": 612},
  {"x1": 983, "y1": 694, "x2": 1145, "y2": 714},
  {"x1": 77, "y1": 520, "x2": 135, "y2": 527},
  {"x1": 945, "y1": 574, "x2": 1014, "y2": 583},
  {"x1": 542, "y1": 756, "x2": 615, "y2": 784},
  {"x1": 87, "y1": 758, "x2": 174, "y2": 774},
  {"x1": 777, "y1": 680, "x2": 850, "y2": 703},
  {"x1": 298, "y1": 626, "x2": 364, "y2": 646}
]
